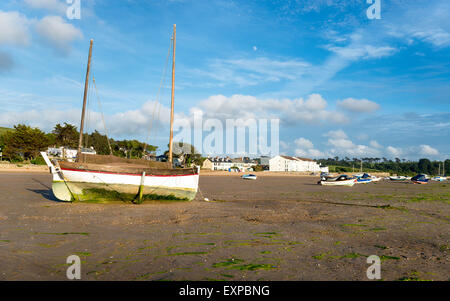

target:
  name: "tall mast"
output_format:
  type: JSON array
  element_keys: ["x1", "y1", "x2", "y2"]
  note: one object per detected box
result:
[
  {"x1": 168, "y1": 24, "x2": 176, "y2": 164},
  {"x1": 77, "y1": 39, "x2": 94, "y2": 161}
]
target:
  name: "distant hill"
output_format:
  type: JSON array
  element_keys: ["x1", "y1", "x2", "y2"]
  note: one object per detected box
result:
[{"x1": 0, "y1": 127, "x2": 14, "y2": 136}]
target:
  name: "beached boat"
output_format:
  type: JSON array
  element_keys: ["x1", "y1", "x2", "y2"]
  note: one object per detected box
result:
[
  {"x1": 411, "y1": 174, "x2": 429, "y2": 184},
  {"x1": 354, "y1": 173, "x2": 372, "y2": 184},
  {"x1": 431, "y1": 176, "x2": 446, "y2": 182},
  {"x1": 242, "y1": 174, "x2": 257, "y2": 180},
  {"x1": 389, "y1": 176, "x2": 408, "y2": 181},
  {"x1": 41, "y1": 25, "x2": 200, "y2": 203},
  {"x1": 320, "y1": 175, "x2": 357, "y2": 186}
]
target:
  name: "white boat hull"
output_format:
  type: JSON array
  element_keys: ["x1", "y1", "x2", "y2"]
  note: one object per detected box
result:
[
  {"x1": 41, "y1": 153, "x2": 199, "y2": 203},
  {"x1": 320, "y1": 179, "x2": 356, "y2": 186}
]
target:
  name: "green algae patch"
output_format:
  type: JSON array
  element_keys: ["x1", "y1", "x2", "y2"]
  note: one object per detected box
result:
[
  {"x1": 166, "y1": 251, "x2": 209, "y2": 256},
  {"x1": 375, "y1": 205, "x2": 409, "y2": 212},
  {"x1": 134, "y1": 271, "x2": 168, "y2": 280},
  {"x1": 368, "y1": 227, "x2": 387, "y2": 232},
  {"x1": 260, "y1": 251, "x2": 272, "y2": 254},
  {"x1": 74, "y1": 252, "x2": 91, "y2": 257},
  {"x1": 0, "y1": 240, "x2": 10, "y2": 243},
  {"x1": 254, "y1": 232, "x2": 279, "y2": 238},
  {"x1": 230, "y1": 264, "x2": 276, "y2": 271},
  {"x1": 340, "y1": 252, "x2": 367, "y2": 259},
  {"x1": 212, "y1": 258, "x2": 245, "y2": 268},
  {"x1": 341, "y1": 224, "x2": 368, "y2": 228},
  {"x1": 380, "y1": 255, "x2": 400, "y2": 261},
  {"x1": 312, "y1": 251, "x2": 331, "y2": 260},
  {"x1": 375, "y1": 245, "x2": 388, "y2": 250},
  {"x1": 80, "y1": 188, "x2": 189, "y2": 203},
  {"x1": 402, "y1": 193, "x2": 450, "y2": 204},
  {"x1": 398, "y1": 271, "x2": 430, "y2": 281}
]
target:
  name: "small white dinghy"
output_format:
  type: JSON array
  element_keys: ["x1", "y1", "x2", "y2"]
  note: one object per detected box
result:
[
  {"x1": 320, "y1": 175, "x2": 356, "y2": 187},
  {"x1": 242, "y1": 174, "x2": 257, "y2": 180},
  {"x1": 389, "y1": 176, "x2": 408, "y2": 181}
]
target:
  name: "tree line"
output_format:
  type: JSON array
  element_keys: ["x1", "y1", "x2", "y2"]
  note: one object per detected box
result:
[
  {"x1": 317, "y1": 156, "x2": 450, "y2": 176},
  {"x1": 0, "y1": 123, "x2": 157, "y2": 162}
]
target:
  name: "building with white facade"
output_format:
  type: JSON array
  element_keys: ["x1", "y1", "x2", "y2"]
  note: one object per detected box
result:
[
  {"x1": 47, "y1": 147, "x2": 97, "y2": 160},
  {"x1": 269, "y1": 155, "x2": 325, "y2": 173},
  {"x1": 203, "y1": 157, "x2": 257, "y2": 171}
]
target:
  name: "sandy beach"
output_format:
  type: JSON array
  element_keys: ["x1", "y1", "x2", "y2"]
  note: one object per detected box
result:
[{"x1": 0, "y1": 171, "x2": 448, "y2": 281}]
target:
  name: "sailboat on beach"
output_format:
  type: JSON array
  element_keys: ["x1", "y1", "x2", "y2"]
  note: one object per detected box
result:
[{"x1": 41, "y1": 25, "x2": 200, "y2": 203}]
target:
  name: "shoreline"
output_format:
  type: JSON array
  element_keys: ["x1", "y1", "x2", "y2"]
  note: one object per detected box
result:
[{"x1": 0, "y1": 163, "x2": 389, "y2": 177}]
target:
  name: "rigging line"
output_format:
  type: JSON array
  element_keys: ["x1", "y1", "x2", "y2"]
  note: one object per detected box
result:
[
  {"x1": 151, "y1": 42, "x2": 171, "y2": 154},
  {"x1": 93, "y1": 76, "x2": 113, "y2": 155},
  {"x1": 145, "y1": 35, "x2": 172, "y2": 153},
  {"x1": 152, "y1": 53, "x2": 170, "y2": 151}
]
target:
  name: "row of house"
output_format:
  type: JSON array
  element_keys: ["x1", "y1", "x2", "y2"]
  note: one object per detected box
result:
[
  {"x1": 202, "y1": 155, "x2": 328, "y2": 173},
  {"x1": 47, "y1": 147, "x2": 97, "y2": 161},
  {"x1": 202, "y1": 157, "x2": 258, "y2": 171},
  {"x1": 269, "y1": 155, "x2": 327, "y2": 173}
]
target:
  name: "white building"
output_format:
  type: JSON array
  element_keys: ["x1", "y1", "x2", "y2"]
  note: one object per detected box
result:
[
  {"x1": 269, "y1": 155, "x2": 323, "y2": 173},
  {"x1": 204, "y1": 157, "x2": 257, "y2": 171},
  {"x1": 47, "y1": 147, "x2": 96, "y2": 160}
]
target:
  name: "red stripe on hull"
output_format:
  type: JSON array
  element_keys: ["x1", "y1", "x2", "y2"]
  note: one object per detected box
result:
[{"x1": 60, "y1": 168, "x2": 198, "y2": 177}]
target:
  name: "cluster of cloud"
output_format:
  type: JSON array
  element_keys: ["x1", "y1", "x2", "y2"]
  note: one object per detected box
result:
[
  {"x1": 337, "y1": 98, "x2": 380, "y2": 113},
  {"x1": 291, "y1": 129, "x2": 441, "y2": 160},
  {"x1": 194, "y1": 93, "x2": 355, "y2": 125},
  {"x1": 24, "y1": 0, "x2": 68, "y2": 14},
  {"x1": 0, "y1": 99, "x2": 176, "y2": 141},
  {"x1": 0, "y1": 2, "x2": 82, "y2": 72},
  {"x1": 189, "y1": 57, "x2": 311, "y2": 87},
  {"x1": 386, "y1": 144, "x2": 440, "y2": 158}
]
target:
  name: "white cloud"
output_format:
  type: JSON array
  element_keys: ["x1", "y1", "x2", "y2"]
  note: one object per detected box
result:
[
  {"x1": 35, "y1": 16, "x2": 83, "y2": 54},
  {"x1": 386, "y1": 146, "x2": 402, "y2": 157},
  {"x1": 337, "y1": 98, "x2": 380, "y2": 113},
  {"x1": 0, "y1": 11, "x2": 31, "y2": 46},
  {"x1": 419, "y1": 145, "x2": 439, "y2": 156},
  {"x1": 190, "y1": 56, "x2": 311, "y2": 87},
  {"x1": 0, "y1": 100, "x2": 172, "y2": 139},
  {"x1": 324, "y1": 129, "x2": 381, "y2": 157},
  {"x1": 324, "y1": 129, "x2": 348, "y2": 140},
  {"x1": 384, "y1": 1, "x2": 450, "y2": 48},
  {"x1": 25, "y1": 0, "x2": 67, "y2": 14},
  {"x1": 295, "y1": 138, "x2": 314, "y2": 150},
  {"x1": 369, "y1": 140, "x2": 382, "y2": 149},
  {"x1": 327, "y1": 45, "x2": 397, "y2": 60},
  {"x1": 196, "y1": 93, "x2": 349, "y2": 125},
  {"x1": 294, "y1": 137, "x2": 324, "y2": 158}
]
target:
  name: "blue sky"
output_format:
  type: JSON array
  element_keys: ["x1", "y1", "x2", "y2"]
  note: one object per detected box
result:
[{"x1": 0, "y1": 0, "x2": 449, "y2": 159}]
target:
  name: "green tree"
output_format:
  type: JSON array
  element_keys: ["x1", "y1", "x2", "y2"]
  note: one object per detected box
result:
[
  {"x1": 444, "y1": 159, "x2": 450, "y2": 176},
  {"x1": 418, "y1": 158, "x2": 432, "y2": 174},
  {"x1": 85, "y1": 130, "x2": 111, "y2": 155},
  {"x1": 3, "y1": 124, "x2": 50, "y2": 161},
  {"x1": 53, "y1": 123, "x2": 79, "y2": 148},
  {"x1": 164, "y1": 142, "x2": 203, "y2": 167}
]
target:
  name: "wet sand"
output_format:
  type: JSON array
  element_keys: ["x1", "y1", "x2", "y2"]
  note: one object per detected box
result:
[{"x1": 0, "y1": 172, "x2": 448, "y2": 281}]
